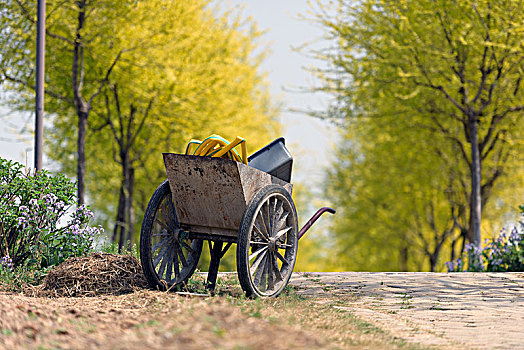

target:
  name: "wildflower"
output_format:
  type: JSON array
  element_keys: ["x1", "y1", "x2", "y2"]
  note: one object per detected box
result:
[
  {"x1": 17, "y1": 216, "x2": 27, "y2": 227},
  {"x1": 1, "y1": 256, "x2": 13, "y2": 269},
  {"x1": 445, "y1": 261, "x2": 455, "y2": 272}
]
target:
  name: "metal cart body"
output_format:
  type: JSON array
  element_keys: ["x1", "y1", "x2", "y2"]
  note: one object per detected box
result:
[{"x1": 164, "y1": 153, "x2": 292, "y2": 239}]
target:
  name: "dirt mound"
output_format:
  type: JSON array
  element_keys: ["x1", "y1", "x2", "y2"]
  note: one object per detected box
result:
[{"x1": 38, "y1": 253, "x2": 148, "y2": 297}]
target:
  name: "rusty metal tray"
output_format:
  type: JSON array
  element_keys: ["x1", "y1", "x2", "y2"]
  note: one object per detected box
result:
[{"x1": 163, "y1": 153, "x2": 292, "y2": 238}]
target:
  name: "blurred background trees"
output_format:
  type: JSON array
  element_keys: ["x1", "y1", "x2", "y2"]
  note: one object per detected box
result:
[
  {"x1": 312, "y1": 0, "x2": 523, "y2": 271},
  {"x1": 1, "y1": 0, "x2": 522, "y2": 272}
]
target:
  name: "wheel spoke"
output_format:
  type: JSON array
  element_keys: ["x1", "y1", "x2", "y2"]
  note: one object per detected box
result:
[
  {"x1": 250, "y1": 249, "x2": 267, "y2": 275},
  {"x1": 177, "y1": 245, "x2": 188, "y2": 267},
  {"x1": 165, "y1": 247, "x2": 174, "y2": 283},
  {"x1": 261, "y1": 253, "x2": 271, "y2": 291},
  {"x1": 271, "y1": 200, "x2": 283, "y2": 236},
  {"x1": 275, "y1": 250, "x2": 289, "y2": 266},
  {"x1": 161, "y1": 197, "x2": 177, "y2": 232},
  {"x1": 268, "y1": 198, "x2": 276, "y2": 236},
  {"x1": 275, "y1": 226, "x2": 292, "y2": 240},
  {"x1": 158, "y1": 243, "x2": 171, "y2": 278},
  {"x1": 272, "y1": 254, "x2": 283, "y2": 282},
  {"x1": 253, "y1": 221, "x2": 269, "y2": 241},
  {"x1": 275, "y1": 211, "x2": 289, "y2": 233},
  {"x1": 153, "y1": 241, "x2": 170, "y2": 267},
  {"x1": 249, "y1": 241, "x2": 268, "y2": 245},
  {"x1": 167, "y1": 194, "x2": 180, "y2": 227},
  {"x1": 256, "y1": 211, "x2": 270, "y2": 239},
  {"x1": 249, "y1": 245, "x2": 268, "y2": 261},
  {"x1": 154, "y1": 217, "x2": 169, "y2": 231},
  {"x1": 152, "y1": 236, "x2": 170, "y2": 253},
  {"x1": 253, "y1": 253, "x2": 268, "y2": 287},
  {"x1": 267, "y1": 252, "x2": 275, "y2": 291},
  {"x1": 152, "y1": 232, "x2": 169, "y2": 237},
  {"x1": 264, "y1": 200, "x2": 271, "y2": 236},
  {"x1": 173, "y1": 247, "x2": 180, "y2": 283},
  {"x1": 160, "y1": 201, "x2": 171, "y2": 228},
  {"x1": 181, "y1": 240, "x2": 194, "y2": 253}
]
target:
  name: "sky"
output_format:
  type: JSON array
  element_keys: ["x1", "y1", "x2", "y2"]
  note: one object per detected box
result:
[
  {"x1": 225, "y1": 0, "x2": 338, "y2": 185},
  {"x1": 0, "y1": 0, "x2": 338, "y2": 190}
]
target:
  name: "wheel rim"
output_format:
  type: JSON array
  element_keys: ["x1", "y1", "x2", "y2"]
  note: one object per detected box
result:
[
  {"x1": 150, "y1": 190, "x2": 200, "y2": 287},
  {"x1": 246, "y1": 192, "x2": 297, "y2": 296}
]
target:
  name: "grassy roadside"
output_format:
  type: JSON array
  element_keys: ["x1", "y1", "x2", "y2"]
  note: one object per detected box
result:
[
  {"x1": 191, "y1": 273, "x2": 426, "y2": 350},
  {"x1": 0, "y1": 278, "x2": 429, "y2": 350}
]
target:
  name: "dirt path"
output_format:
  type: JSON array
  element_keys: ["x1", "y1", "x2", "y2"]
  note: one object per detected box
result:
[
  {"x1": 1, "y1": 272, "x2": 523, "y2": 349},
  {"x1": 290, "y1": 272, "x2": 524, "y2": 350},
  {"x1": 0, "y1": 290, "x2": 325, "y2": 350}
]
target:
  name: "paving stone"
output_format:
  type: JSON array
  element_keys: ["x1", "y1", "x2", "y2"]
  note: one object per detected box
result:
[{"x1": 290, "y1": 272, "x2": 524, "y2": 349}]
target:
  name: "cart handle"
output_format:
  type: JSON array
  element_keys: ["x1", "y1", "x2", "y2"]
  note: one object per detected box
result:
[{"x1": 298, "y1": 207, "x2": 336, "y2": 240}]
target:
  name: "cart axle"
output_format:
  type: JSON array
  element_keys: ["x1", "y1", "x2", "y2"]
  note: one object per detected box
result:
[{"x1": 298, "y1": 207, "x2": 336, "y2": 240}]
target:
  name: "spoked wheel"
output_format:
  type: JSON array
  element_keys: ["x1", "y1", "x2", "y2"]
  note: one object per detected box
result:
[
  {"x1": 140, "y1": 180, "x2": 203, "y2": 290},
  {"x1": 237, "y1": 184, "x2": 298, "y2": 297}
]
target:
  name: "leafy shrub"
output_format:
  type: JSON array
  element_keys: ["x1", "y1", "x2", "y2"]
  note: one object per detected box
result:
[
  {"x1": 0, "y1": 157, "x2": 103, "y2": 271},
  {"x1": 446, "y1": 206, "x2": 524, "y2": 272},
  {"x1": 0, "y1": 263, "x2": 52, "y2": 292}
]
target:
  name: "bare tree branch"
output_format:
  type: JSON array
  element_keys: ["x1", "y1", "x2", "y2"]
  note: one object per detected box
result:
[
  {"x1": 129, "y1": 98, "x2": 154, "y2": 150},
  {"x1": 1, "y1": 70, "x2": 72, "y2": 103},
  {"x1": 87, "y1": 49, "x2": 127, "y2": 108},
  {"x1": 14, "y1": 0, "x2": 75, "y2": 45}
]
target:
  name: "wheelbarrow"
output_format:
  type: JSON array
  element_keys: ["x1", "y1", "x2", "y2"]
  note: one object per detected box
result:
[{"x1": 139, "y1": 138, "x2": 335, "y2": 297}]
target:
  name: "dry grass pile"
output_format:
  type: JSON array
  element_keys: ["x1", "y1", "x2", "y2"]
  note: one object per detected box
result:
[{"x1": 38, "y1": 253, "x2": 148, "y2": 297}]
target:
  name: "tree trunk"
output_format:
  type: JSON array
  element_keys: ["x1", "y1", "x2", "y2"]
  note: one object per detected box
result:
[
  {"x1": 429, "y1": 242, "x2": 444, "y2": 272},
  {"x1": 399, "y1": 239, "x2": 409, "y2": 272},
  {"x1": 117, "y1": 222, "x2": 125, "y2": 253},
  {"x1": 125, "y1": 166, "x2": 135, "y2": 250},
  {"x1": 468, "y1": 114, "x2": 482, "y2": 247},
  {"x1": 429, "y1": 254, "x2": 437, "y2": 272},
  {"x1": 117, "y1": 182, "x2": 126, "y2": 252},
  {"x1": 73, "y1": 1, "x2": 87, "y2": 205},
  {"x1": 112, "y1": 185, "x2": 125, "y2": 243},
  {"x1": 450, "y1": 236, "x2": 457, "y2": 263},
  {"x1": 115, "y1": 151, "x2": 137, "y2": 252},
  {"x1": 77, "y1": 111, "x2": 87, "y2": 205}
]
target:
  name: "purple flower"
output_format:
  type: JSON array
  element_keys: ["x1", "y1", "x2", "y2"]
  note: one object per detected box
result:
[
  {"x1": 445, "y1": 261, "x2": 456, "y2": 272},
  {"x1": 509, "y1": 227, "x2": 521, "y2": 243},
  {"x1": 17, "y1": 217, "x2": 27, "y2": 226},
  {"x1": 1, "y1": 256, "x2": 13, "y2": 269}
]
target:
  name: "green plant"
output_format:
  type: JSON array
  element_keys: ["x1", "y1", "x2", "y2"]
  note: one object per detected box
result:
[
  {"x1": 101, "y1": 241, "x2": 138, "y2": 258},
  {"x1": 183, "y1": 270, "x2": 208, "y2": 294},
  {"x1": 446, "y1": 206, "x2": 524, "y2": 272},
  {"x1": 0, "y1": 157, "x2": 103, "y2": 271},
  {"x1": 0, "y1": 263, "x2": 53, "y2": 291}
]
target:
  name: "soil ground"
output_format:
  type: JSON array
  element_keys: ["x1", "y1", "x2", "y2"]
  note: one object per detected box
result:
[{"x1": 1, "y1": 272, "x2": 523, "y2": 349}]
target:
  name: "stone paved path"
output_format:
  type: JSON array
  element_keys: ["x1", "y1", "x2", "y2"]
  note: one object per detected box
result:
[{"x1": 289, "y1": 272, "x2": 524, "y2": 350}]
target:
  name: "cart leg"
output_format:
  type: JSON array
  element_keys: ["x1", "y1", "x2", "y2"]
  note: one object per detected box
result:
[
  {"x1": 206, "y1": 241, "x2": 223, "y2": 292},
  {"x1": 206, "y1": 241, "x2": 232, "y2": 293}
]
